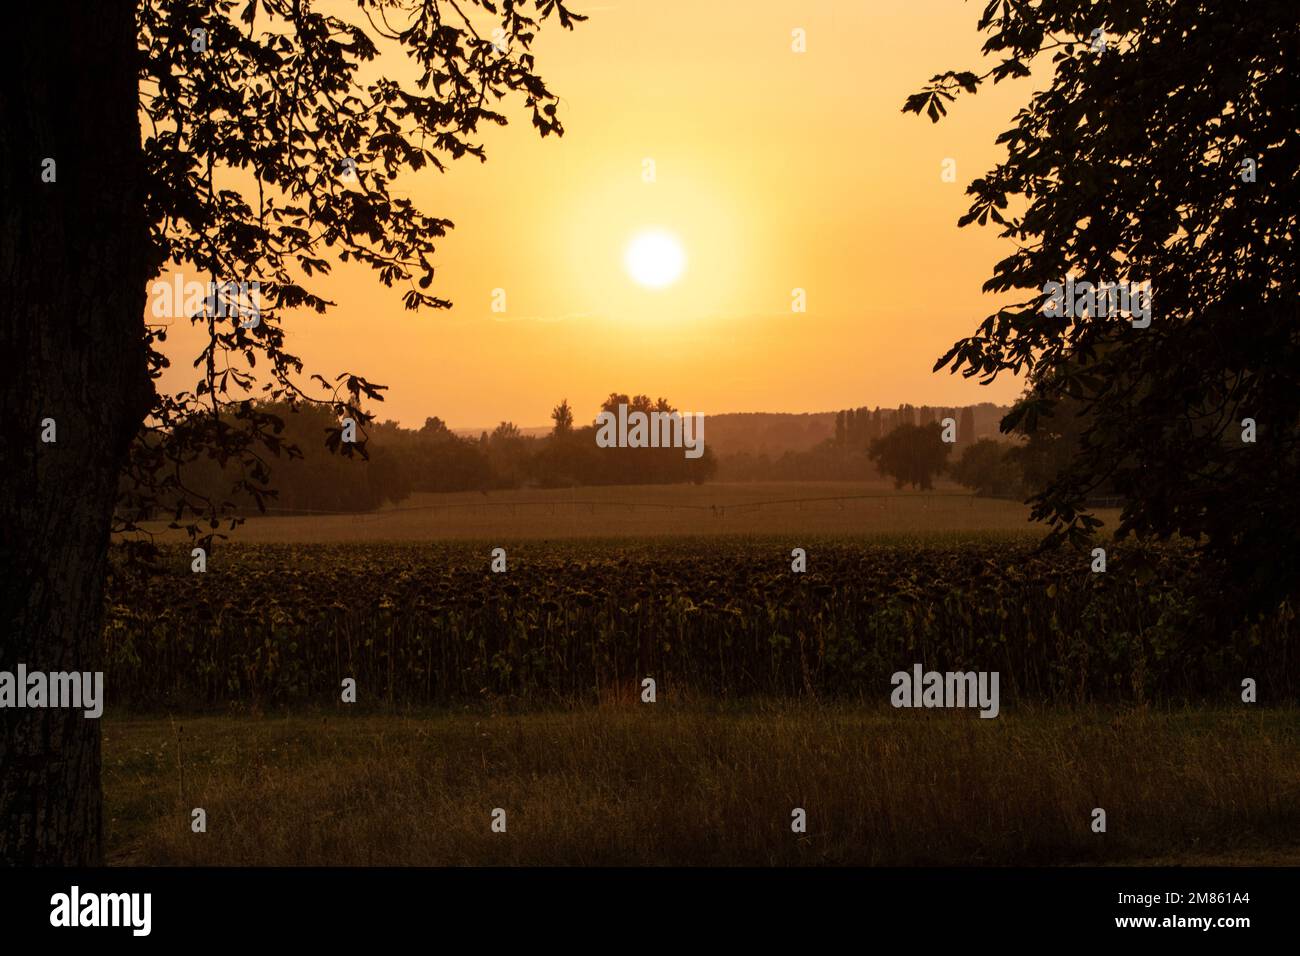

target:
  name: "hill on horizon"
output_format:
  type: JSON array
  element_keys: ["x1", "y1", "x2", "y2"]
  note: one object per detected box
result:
[{"x1": 451, "y1": 403, "x2": 1013, "y2": 457}]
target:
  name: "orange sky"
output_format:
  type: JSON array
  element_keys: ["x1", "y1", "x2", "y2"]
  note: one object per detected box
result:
[{"x1": 155, "y1": 0, "x2": 1038, "y2": 430}]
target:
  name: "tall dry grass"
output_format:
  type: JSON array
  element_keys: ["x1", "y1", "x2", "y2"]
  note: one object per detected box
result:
[{"x1": 104, "y1": 703, "x2": 1300, "y2": 866}]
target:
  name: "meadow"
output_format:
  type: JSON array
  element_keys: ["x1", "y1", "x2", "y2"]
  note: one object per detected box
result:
[
  {"x1": 105, "y1": 706, "x2": 1300, "y2": 866},
  {"x1": 103, "y1": 482, "x2": 1300, "y2": 865}
]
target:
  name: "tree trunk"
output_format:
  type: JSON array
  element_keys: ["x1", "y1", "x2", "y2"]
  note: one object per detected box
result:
[{"x1": 0, "y1": 1, "x2": 151, "y2": 864}]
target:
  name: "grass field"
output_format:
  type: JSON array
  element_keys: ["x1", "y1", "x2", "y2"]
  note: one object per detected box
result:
[
  {"x1": 103, "y1": 704, "x2": 1300, "y2": 866},
  {"x1": 137, "y1": 480, "x2": 1122, "y2": 543}
]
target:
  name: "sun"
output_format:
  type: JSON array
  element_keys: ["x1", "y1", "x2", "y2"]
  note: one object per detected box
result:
[{"x1": 624, "y1": 229, "x2": 686, "y2": 289}]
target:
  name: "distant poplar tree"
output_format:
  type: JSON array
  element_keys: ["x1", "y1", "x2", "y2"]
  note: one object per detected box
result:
[
  {"x1": 959, "y1": 407, "x2": 976, "y2": 445},
  {"x1": 551, "y1": 399, "x2": 575, "y2": 436}
]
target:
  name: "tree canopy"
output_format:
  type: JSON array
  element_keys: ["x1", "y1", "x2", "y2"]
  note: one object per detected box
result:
[
  {"x1": 907, "y1": 0, "x2": 1299, "y2": 610},
  {"x1": 121, "y1": 0, "x2": 586, "y2": 549},
  {"x1": 868, "y1": 422, "x2": 951, "y2": 491}
]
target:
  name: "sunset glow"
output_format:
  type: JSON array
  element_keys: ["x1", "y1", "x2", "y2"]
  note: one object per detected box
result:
[{"x1": 152, "y1": 0, "x2": 1035, "y2": 429}]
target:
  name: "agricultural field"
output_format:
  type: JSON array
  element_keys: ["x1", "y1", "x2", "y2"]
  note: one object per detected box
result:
[
  {"x1": 105, "y1": 537, "x2": 1298, "y2": 710},
  {"x1": 136, "y1": 480, "x2": 1082, "y2": 543},
  {"x1": 101, "y1": 483, "x2": 1300, "y2": 865}
]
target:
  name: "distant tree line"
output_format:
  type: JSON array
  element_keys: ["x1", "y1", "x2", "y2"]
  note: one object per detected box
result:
[
  {"x1": 716, "y1": 404, "x2": 979, "y2": 482},
  {"x1": 947, "y1": 393, "x2": 1119, "y2": 504},
  {"x1": 715, "y1": 395, "x2": 1112, "y2": 502},
  {"x1": 127, "y1": 395, "x2": 1088, "y2": 515},
  {"x1": 128, "y1": 393, "x2": 718, "y2": 515},
  {"x1": 855, "y1": 393, "x2": 1119, "y2": 503},
  {"x1": 835, "y1": 404, "x2": 976, "y2": 448}
]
